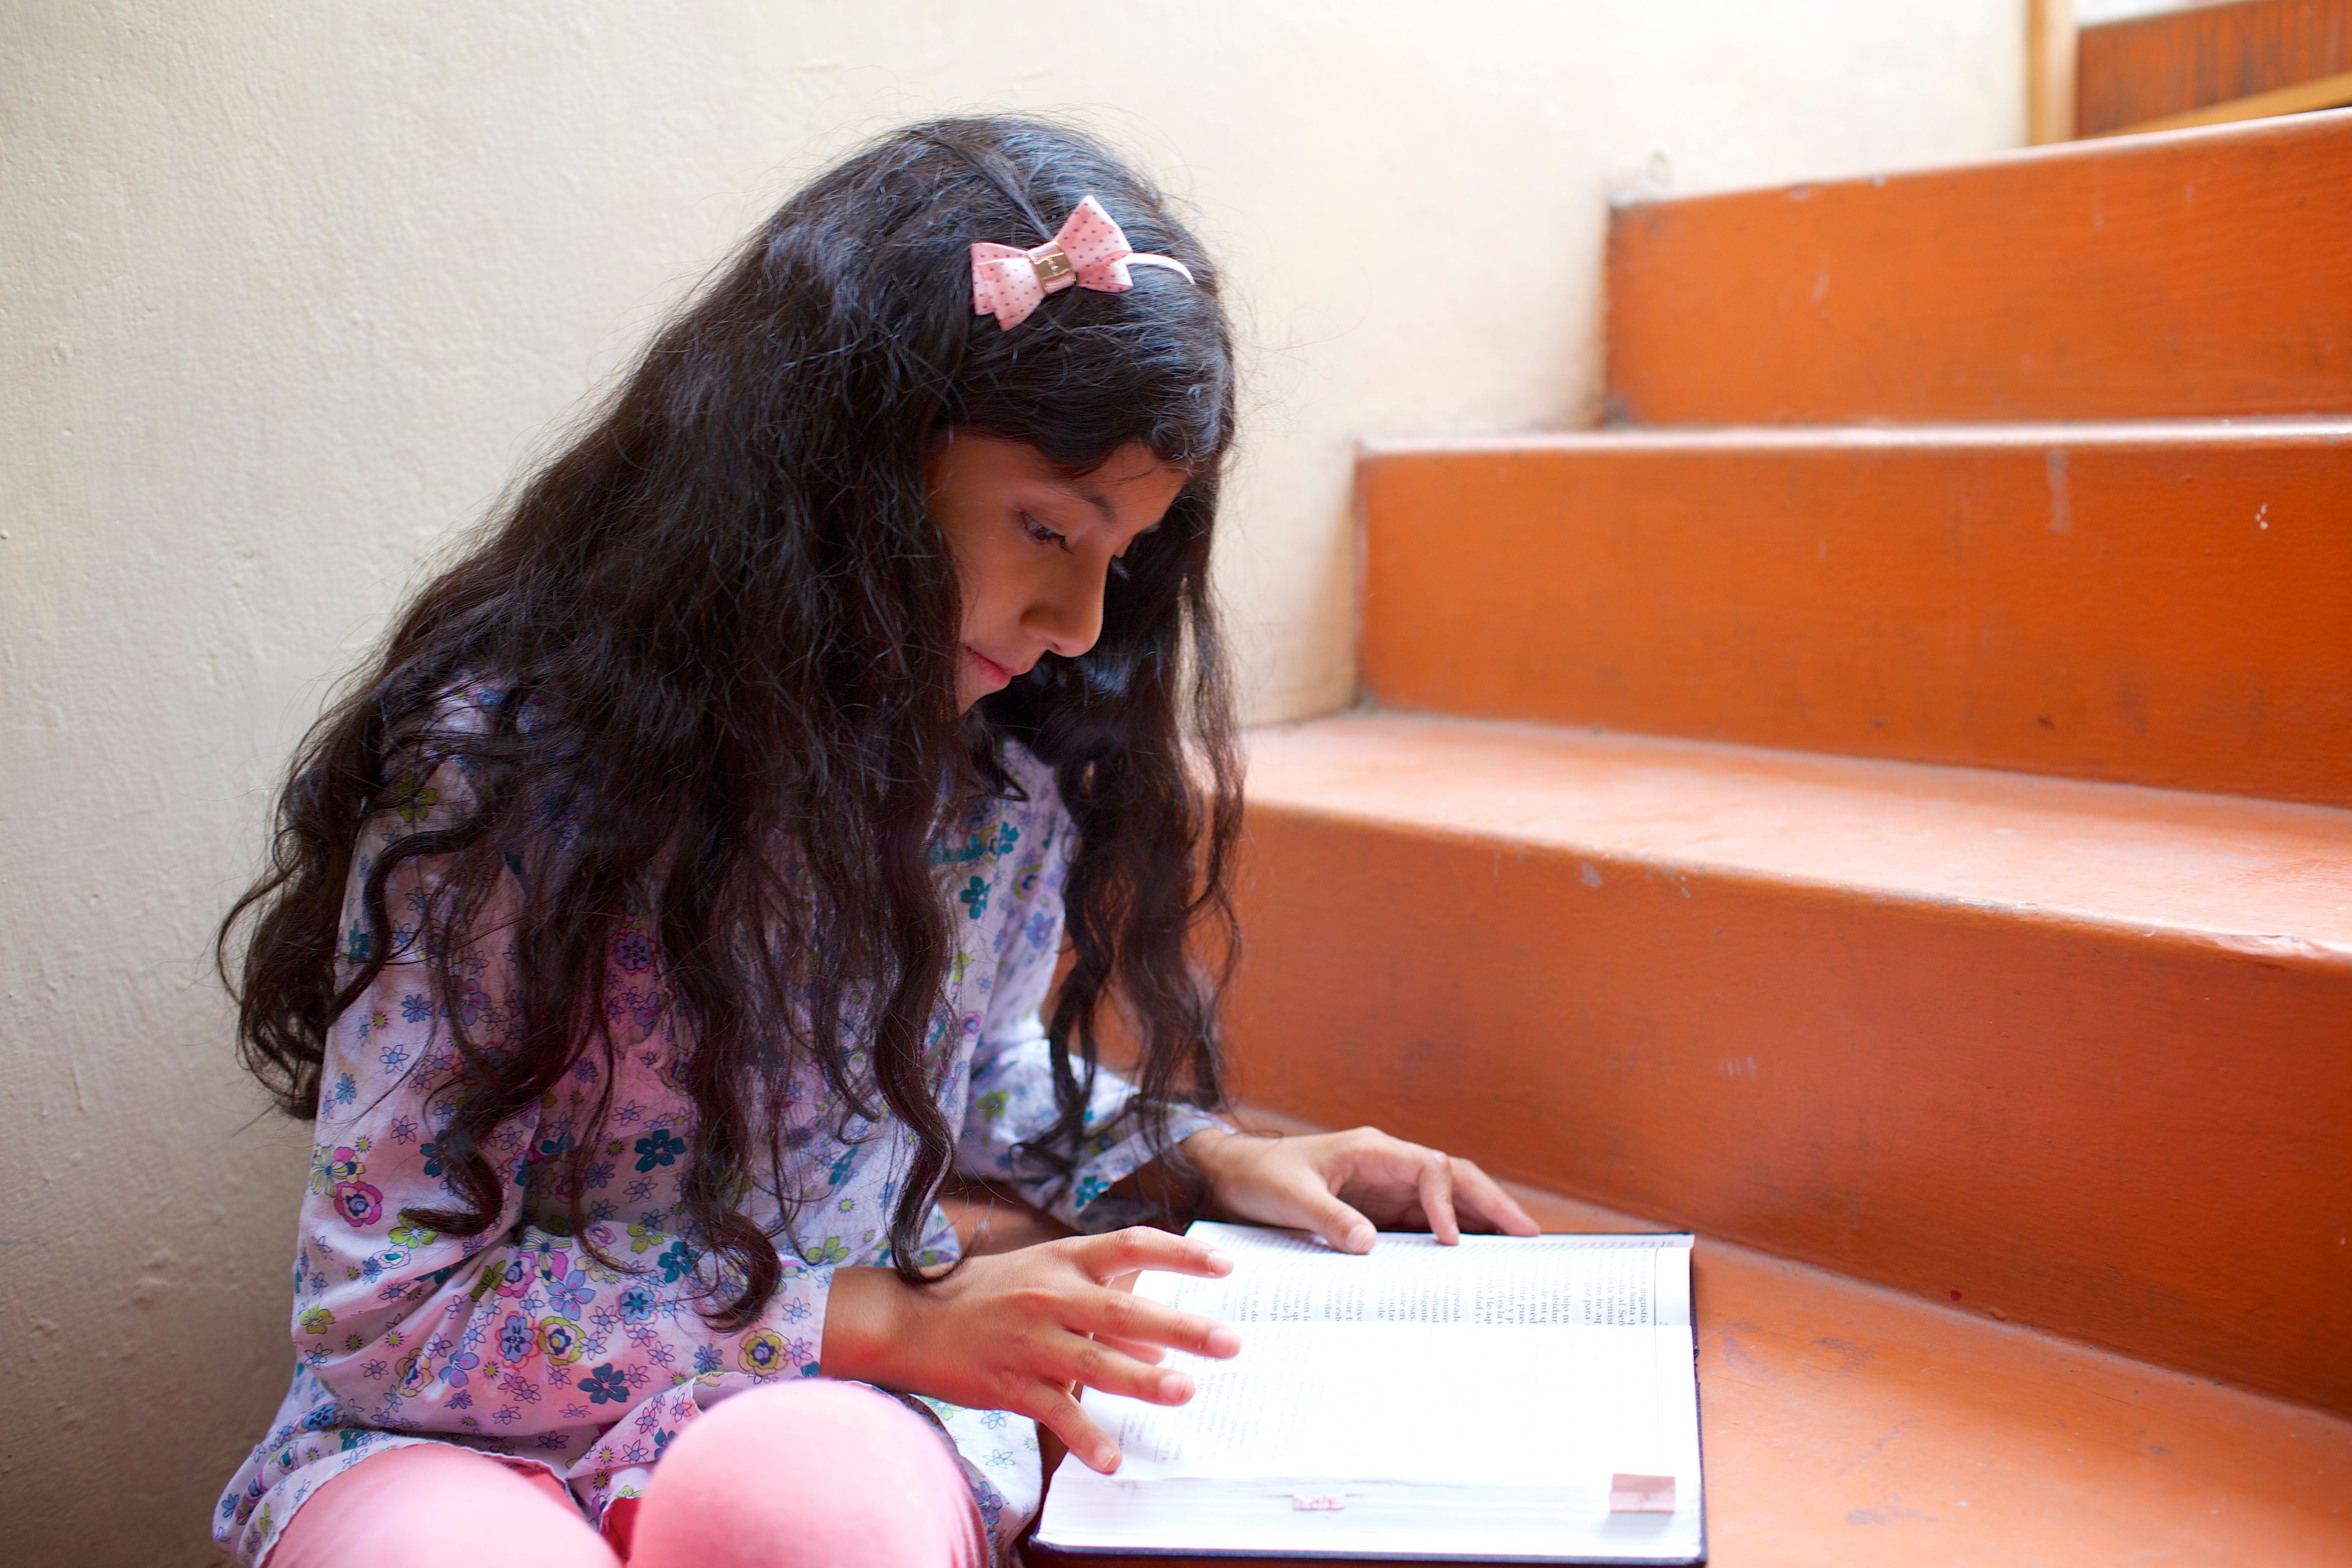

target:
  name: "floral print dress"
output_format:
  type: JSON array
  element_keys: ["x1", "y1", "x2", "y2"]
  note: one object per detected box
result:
[{"x1": 213, "y1": 705, "x2": 1220, "y2": 1567}]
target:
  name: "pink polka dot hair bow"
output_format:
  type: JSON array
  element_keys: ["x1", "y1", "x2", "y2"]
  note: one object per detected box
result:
[{"x1": 971, "y1": 194, "x2": 1196, "y2": 331}]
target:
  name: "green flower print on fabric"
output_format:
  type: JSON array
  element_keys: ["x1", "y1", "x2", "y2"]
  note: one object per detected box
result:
[
  {"x1": 387, "y1": 772, "x2": 439, "y2": 824},
  {"x1": 307, "y1": 1140, "x2": 370, "y2": 1194},
  {"x1": 535, "y1": 1316, "x2": 584, "y2": 1365}
]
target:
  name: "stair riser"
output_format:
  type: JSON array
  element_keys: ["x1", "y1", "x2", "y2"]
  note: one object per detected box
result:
[
  {"x1": 2077, "y1": 0, "x2": 2352, "y2": 136},
  {"x1": 1226, "y1": 807, "x2": 2352, "y2": 1412},
  {"x1": 1362, "y1": 434, "x2": 2352, "y2": 805},
  {"x1": 1605, "y1": 110, "x2": 2352, "y2": 423}
]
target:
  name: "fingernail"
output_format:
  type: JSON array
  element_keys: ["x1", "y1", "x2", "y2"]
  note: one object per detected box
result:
[
  {"x1": 1205, "y1": 1248, "x2": 1234, "y2": 1273},
  {"x1": 1096, "y1": 1447, "x2": 1121, "y2": 1473},
  {"x1": 1347, "y1": 1224, "x2": 1375, "y2": 1253},
  {"x1": 1205, "y1": 1326, "x2": 1241, "y2": 1357},
  {"x1": 1159, "y1": 1371, "x2": 1193, "y2": 1401}
]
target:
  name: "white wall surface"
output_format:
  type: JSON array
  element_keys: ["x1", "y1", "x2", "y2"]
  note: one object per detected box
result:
[{"x1": 1, "y1": 2, "x2": 2021, "y2": 1559}]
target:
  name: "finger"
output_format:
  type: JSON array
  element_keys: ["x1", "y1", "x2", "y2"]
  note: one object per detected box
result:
[
  {"x1": 1329, "y1": 1131, "x2": 1452, "y2": 1207},
  {"x1": 1324, "y1": 1134, "x2": 1449, "y2": 1229},
  {"x1": 1084, "y1": 1287, "x2": 1242, "y2": 1359},
  {"x1": 1450, "y1": 1157, "x2": 1542, "y2": 1236},
  {"x1": 1096, "y1": 1335, "x2": 1166, "y2": 1365},
  {"x1": 1300, "y1": 1183, "x2": 1378, "y2": 1254},
  {"x1": 1061, "y1": 1335, "x2": 1198, "y2": 1407},
  {"x1": 1074, "y1": 1226, "x2": 1233, "y2": 1286},
  {"x1": 1030, "y1": 1387, "x2": 1121, "y2": 1475},
  {"x1": 1416, "y1": 1150, "x2": 1461, "y2": 1245}
]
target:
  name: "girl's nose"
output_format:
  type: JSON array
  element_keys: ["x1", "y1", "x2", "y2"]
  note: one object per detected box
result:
[{"x1": 1023, "y1": 556, "x2": 1109, "y2": 660}]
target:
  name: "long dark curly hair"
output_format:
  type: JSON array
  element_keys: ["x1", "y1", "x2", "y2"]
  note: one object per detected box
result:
[{"x1": 219, "y1": 117, "x2": 1241, "y2": 1327}]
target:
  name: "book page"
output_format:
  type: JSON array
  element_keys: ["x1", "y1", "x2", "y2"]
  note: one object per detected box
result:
[
  {"x1": 1096, "y1": 1321, "x2": 1690, "y2": 1487},
  {"x1": 1037, "y1": 1224, "x2": 1702, "y2": 1560},
  {"x1": 1145, "y1": 1220, "x2": 1692, "y2": 1329},
  {"x1": 1042, "y1": 1231, "x2": 1706, "y2": 1566}
]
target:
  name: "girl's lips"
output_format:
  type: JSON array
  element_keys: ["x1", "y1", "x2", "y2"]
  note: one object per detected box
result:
[{"x1": 964, "y1": 646, "x2": 1017, "y2": 689}]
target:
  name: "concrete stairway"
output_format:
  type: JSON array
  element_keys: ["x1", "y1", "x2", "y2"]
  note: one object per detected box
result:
[{"x1": 1223, "y1": 109, "x2": 2352, "y2": 1564}]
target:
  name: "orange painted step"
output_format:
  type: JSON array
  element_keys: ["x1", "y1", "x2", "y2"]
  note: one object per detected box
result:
[
  {"x1": 1604, "y1": 108, "x2": 2352, "y2": 423},
  {"x1": 2078, "y1": 0, "x2": 2352, "y2": 136},
  {"x1": 1359, "y1": 420, "x2": 2352, "y2": 807},
  {"x1": 1522, "y1": 1186, "x2": 2350, "y2": 1568},
  {"x1": 1225, "y1": 713, "x2": 2352, "y2": 1414},
  {"x1": 1025, "y1": 1156, "x2": 2352, "y2": 1568}
]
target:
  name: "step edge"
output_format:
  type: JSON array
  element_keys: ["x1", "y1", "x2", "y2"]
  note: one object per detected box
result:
[
  {"x1": 1606, "y1": 104, "x2": 2352, "y2": 221},
  {"x1": 1242, "y1": 715, "x2": 2352, "y2": 962},
  {"x1": 1253, "y1": 710, "x2": 2352, "y2": 832},
  {"x1": 1357, "y1": 415, "x2": 2352, "y2": 461},
  {"x1": 1243, "y1": 793, "x2": 2352, "y2": 971}
]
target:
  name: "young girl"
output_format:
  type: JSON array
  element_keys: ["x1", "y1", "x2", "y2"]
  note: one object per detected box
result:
[{"x1": 214, "y1": 116, "x2": 1536, "y2": 1568}]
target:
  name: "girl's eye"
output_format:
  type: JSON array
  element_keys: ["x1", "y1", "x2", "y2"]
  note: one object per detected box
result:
[{"x1": 1020, "y1": 513, "x2": 1069, "y2": 551}]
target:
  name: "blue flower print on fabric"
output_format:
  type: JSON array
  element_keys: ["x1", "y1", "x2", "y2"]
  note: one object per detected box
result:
[
  {"x1": 579, "y1": 1364, "x2": 631, "y2": 1405},
  {"x1": 633, "y1": 1129, "x2": 684, "y2": 1173}
]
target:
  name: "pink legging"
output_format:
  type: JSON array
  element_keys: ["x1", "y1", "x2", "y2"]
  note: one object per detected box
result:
[{"x1": 268, "y1": 1381, "x2": 989, "y2": 1568}]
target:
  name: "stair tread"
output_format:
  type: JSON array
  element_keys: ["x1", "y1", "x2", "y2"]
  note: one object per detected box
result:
[
  {"x1": 1365, "y1": 413, "x2": 2352, "y2": 455},
  {"x1": 1101, "y1": 1110, "x2": 2352, "y2": 1568},
  {"x1": 1515, "y1": 1181, "x2": 2348, "y2": 1566},
  {"x1": 1250, "y1": 712, "x2": 2352, "y2": 959}
]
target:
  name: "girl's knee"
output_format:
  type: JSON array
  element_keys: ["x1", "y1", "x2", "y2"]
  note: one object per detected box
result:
[
  {"x1": 662, "y1": 1378, "x2": 957, "y2": 1493},
  {"x1": 631, "y1": 1379, "x2": 984, "y2": 1566},
  {"x1": 270, "y1": 1443, "x2": 614, "y2": 1568}
]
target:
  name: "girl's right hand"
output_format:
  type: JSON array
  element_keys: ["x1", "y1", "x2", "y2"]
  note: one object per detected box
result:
[{"x1": 821, "y1": 1228, "x2": 1240, "y2": 1474}]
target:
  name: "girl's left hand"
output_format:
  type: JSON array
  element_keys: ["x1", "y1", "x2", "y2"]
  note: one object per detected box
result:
[{"x1": 1180, "y1": 1126, "x2": 1541, "y2": 1254}]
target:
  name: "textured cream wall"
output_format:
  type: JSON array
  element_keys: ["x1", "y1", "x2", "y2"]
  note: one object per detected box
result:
[{"x1": 1, "y1": 2, "x2": 2021, "y2": 1560}]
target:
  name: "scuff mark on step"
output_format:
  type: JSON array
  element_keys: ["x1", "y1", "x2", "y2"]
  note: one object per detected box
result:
[
  {"x1": 2045, "y1": 447, "x2": 2072, "y2": 533},
  {"x1": 1814, "y1": 1336, "x2": 1875, "y2": 1375},
  {"x1": 1712, "y1": 1325, "x2": 1779, "y2": 1382},
  {"x1": 1835, "y1": 1419, "x2": 1911, "y2": 1477}
]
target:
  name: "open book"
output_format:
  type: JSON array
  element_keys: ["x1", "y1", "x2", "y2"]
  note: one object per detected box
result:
[{"x1": 1033, "y1": 1221, "x2": 1703, "y2": 1564}]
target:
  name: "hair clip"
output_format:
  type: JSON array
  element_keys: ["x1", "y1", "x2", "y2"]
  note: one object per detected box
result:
[{"x1": 971, "y1": 194, "x2": 1195, "y2": 331}]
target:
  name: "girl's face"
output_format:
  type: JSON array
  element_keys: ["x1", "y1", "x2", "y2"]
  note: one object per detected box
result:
[{"x1": 927, "y1": 431, "x2": 1190, "y2": 713}]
